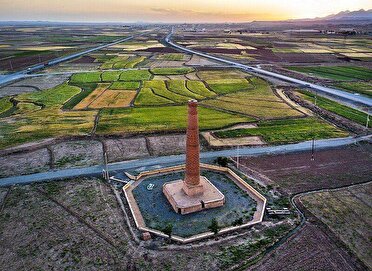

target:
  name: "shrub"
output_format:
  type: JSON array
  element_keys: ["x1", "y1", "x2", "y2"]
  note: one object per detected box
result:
[{"x1": 208, "y1": 218, "x2": 220, "y2": 234}]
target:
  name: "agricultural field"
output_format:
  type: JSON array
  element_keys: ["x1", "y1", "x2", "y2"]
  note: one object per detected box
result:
[
  {"x1": 301, "y1": 183, "x2": 372, "y2": 269},
  {"x1": 236, "y1": 143, "x2": 372, "y2": 194},
  {"x1": 334, "y1": 81, "x2": 372, "y2": 98},
  {"x1": 286, "y1": 66, "x2": 372, "y2": 81},
  {"x1": 214, "y1": 117, "x2": 347, "y2": 144},
  {"x1": 96, "y1": 106, "x2": 251, "y2": 134},
  {"x1": 201, "y1": 77, "x2": 303, "y2": 118},
  {"x1": 297, "y1": 90, "x2": 371, "y2": 128},
  {"x1": 0, "y1": 24, "x2": 145, "y2": 73}
]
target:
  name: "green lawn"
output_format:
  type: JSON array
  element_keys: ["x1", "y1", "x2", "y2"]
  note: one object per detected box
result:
[
  {"x1": 214, "y1": 117, "x2": 348, "y2": 144},
  {"x1": 151, "y1": 67, "x2": 194, "y2": 75},
  {"x1": 287, "y1": 66, "x2": 372, "y2": 81},
  {"x1": 119, "y1": 70, "x2": 152, "y2": 81},
  {"x1": 109, "y1": 81, "x2": 140, "y2": 90},
  {"x1": 298, "y1": 90, "x2": 371, "y2": 128},
  {"x1": 69, "y1": 72, "x2": 102, "y2": 83},
  {"x1": 96, "y1": 106, "x2": 251, "y2": 134},
  {"x1": 334, "y1": 81, "x2": 372, "y2": 98}
]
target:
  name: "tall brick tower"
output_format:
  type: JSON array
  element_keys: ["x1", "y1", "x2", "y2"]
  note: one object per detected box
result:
[
  {"x1": 183, "y1": 100, "x2": 204, "y2": 196},
  {"x1": 163, "y1": 99, "x2": 225, "y2": 214}
]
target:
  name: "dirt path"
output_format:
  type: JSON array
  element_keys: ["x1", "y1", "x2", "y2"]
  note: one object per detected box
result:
[{"x1": 276, "y1": 88, "x2": 313, "y2": 116}]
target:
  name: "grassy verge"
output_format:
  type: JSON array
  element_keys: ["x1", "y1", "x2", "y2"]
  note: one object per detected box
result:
[
  {"x1": 287, "y1": 66, "x2": 372, "y2": 81},
  {"x1": 334, "y1": 81, "x2": 372, "y2": 98}
]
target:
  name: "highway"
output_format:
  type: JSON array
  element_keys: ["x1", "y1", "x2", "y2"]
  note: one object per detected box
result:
[
  {"x1": 0, "y1": 135, "x2": 370, "y2": 187},
  {"x1": 165, "y1": 31, "x2": 372, "y2": 108},
  {"x1": 0, "y1": 32, "x2": 148, "y2": 87}
]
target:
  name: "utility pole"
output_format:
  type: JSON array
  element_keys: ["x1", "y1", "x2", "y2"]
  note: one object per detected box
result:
[
  {"x1": 236, "y1": 145, "x2": 240, "y2": 169},
  {"x1": 311, "y1": 89, "x2": 317, "y2": 161},
  {"x1": 103, "y1": 152, "x2": 109, "y2": 181},
  {"x1": 9, "y1": 60, "x2": 13, "y2": 71},
  {"x1": 366, "y1": 108, "x2": 370, "y2": 128}
]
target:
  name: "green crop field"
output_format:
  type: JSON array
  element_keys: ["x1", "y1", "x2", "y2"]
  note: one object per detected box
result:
[
  {"x1": 186, "y1": 80, "x2": 217, "y2": 97},
  {"x1": 113, "y1": 56, "x2": 146, "y2": 69},
  {"x1": 134, "y1": 88, "x2": 173, "y2": 106},
  {"x1": 206, "y1": 79, "x2": 253, "y2": 94},
  {"x1": 151, "y1": 67, "x2": 194, "y2": 75},
  {"x1": 69, "y1": 72, "x2": 102, "y2": 83},
  {"x1": 96, "y1": 106, "x2": 251, "y2": 134},
  {"x1": 214, "y1": 117, "x2": 347, "y2": 144},
  {"x1": 334, "y1": 81, "x2": 372, "y2": 98},
  {"x1": 197, "y1": 69, "x2": 248, "y2": 80},
  {"x1": 143, "y1": 80, "x2": 189, "y2": 103},
  {"x1": 119, "y1": 70, "x2": 152, "y2": 81},
  {"x1": 0, "y1": 83, "x2": 96, "y2": 149},
  {"x1": 298, "y1": 90, "x2": 371, "y2": 127},
  {"x1": 202, "y1": 77, "x2": 302, "y2": 118},
  {"x1": 100, "y1": 55, "x2": 129, "y2": 69},
  {"x1": 166, "y1": 80, "x2": 205, "y2": 100},
  {"x1": 156, "y1": 53, "x2": 185, "y2": 61},
  {"x1": 109, "y1": 81, "x2": 140, "y2": 90},
  {"x1": 287, "y1": 66, "x2": 372, "y2": 81},
  {"x1": 101, "y1": 71, "x2": 122, "y2": 82},
  {"x1": 0, "y1": 97, "x2": 13, "y2": 115}
]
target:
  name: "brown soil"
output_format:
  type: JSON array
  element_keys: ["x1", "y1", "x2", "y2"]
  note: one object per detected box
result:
[
  {"x1": 247, "y1": 222, "x2": 366, "y2": 271},
  {"x1": 236, "y1": 143, "x2": 372, "y2": 195}
]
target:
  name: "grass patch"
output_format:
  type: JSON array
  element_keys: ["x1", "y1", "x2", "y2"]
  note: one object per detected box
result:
[
  {"x1": 119, "y1": 70, "x2": 152, "y2": 81},
  {"x1": 109, "y1": 81, "x2": 140, "y2": 90},
  {"x1": 214, "y1": 117, "x2": 348, "y2": 144},
  {"x1": 287, "y1": 66, "x2": 372, "y2": 81},
  {"x1": 96, "y1": 106, "x2": 250, "y2": 134},
  {"x1": 151, "y1": 67, "x2": 194, "y2": 75},
  {"x1": 298, "y1": 90, "x2": 371, "y2": 128},
  {"x1": 70, "y1": 72, "x2": 102, "y2": 83}
]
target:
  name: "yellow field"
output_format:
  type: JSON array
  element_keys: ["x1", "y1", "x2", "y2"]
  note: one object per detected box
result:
[
  {"x1": 17, "y1": 46, "x2": 73, "y2": 51},
  {"x1": 73, "y1": 83, "x2": 110, "y2": 110},
  {"x1": 88, "y1": 90, "x2": 137, "y2": 109}
]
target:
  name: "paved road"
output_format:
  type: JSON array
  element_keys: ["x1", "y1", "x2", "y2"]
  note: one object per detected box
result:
[
  {"x1": 0, "y1": 32, "x2": 150, "y2": 87},
  {"x1": 165, "y1": 31, "x2": 372, "y2": 109},
  {"x1": 0, "y1": 135, "x2": 370, "y2": 187}
]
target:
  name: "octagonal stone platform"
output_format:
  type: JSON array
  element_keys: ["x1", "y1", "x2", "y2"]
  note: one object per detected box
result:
[
  {"x1": 123, "y1": 163, "x2": 267, "y2": 243},
  {"x1": 163, "y1": 176, "x2": 225, "y2": 214}
]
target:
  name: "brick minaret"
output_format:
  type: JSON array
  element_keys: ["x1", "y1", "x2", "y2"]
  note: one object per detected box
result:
[{"x1": 183, "y1": 100, "x2": 204, "y2": 196}]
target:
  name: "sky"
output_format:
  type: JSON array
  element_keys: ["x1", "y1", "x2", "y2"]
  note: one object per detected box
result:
[{"x1": 0, "y1": 0, "x2": 371, "y2": 23}]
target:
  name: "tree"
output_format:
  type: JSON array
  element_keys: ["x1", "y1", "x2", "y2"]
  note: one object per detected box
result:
[
  {"x1": 162, "y1": 223, "x2": 173, "y2": 238},
  {"x1": 208, "y1": 218, "x2": 220, "y2": 234},
  {"x1": 215, "y1": 157, "x2": 229, "y2": 167}
]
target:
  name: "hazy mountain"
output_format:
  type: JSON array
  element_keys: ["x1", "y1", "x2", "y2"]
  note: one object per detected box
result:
[{"x1": 318, "y1": 9, "x2": 372, "y2": 21}]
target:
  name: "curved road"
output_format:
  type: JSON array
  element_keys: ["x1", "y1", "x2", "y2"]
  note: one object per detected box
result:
[
  {"x1": 165, "y1": 30, "x2": 372, "y2": 109},
  {"x1": 0, "y1": 135, "x2": 370, "y2": 187}
]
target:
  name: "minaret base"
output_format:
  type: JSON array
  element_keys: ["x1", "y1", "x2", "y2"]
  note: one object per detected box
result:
[
  {"x1": 163, "y1": 176, "x2": 225, "y2": 215},
  {"x1": 183, "y1": 177, "x2": 204, "y2": 196}
]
